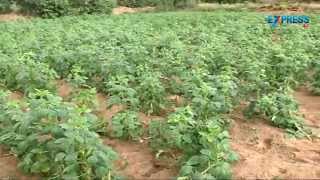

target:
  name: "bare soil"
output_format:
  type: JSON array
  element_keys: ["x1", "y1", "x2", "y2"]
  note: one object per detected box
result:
[
  {"x1": 104, "y1": 138, "x2": 178, "y2": 180},
  {"x1": 197, "y1": 2, "x2": 320, "y2": 12},
  {"x1": 295, "y1": 87, "x2": 320, "y2": 130},
  {"x1": 112, "y1": 6, "x2": 155, "y2": 15},
  {"x1": 8, "y1": 91, "x2": 23, "y2": 101},
  {"x1": 96, "y1": 93, "x2": 125, "y2": 121},
  {"x1": 57, "y1": 80, "x2": 73, "y2": 98},
  {"x1": 0, "y1": 13, "x2": 26, "y2": 22},
  {"x1": 231, "y1": 88, "x2": 320, "y2": 179},
  {"x1": 0, "y1": 147, "x2": 38, "y2": 180}
]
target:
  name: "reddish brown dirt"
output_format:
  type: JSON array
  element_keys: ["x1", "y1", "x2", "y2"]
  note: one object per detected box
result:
[
  {"x1": 0, "y1": 147, "x2": 38, "y2": 180},
  {"x1": 57, "y1": 80, "x2": 73, "y2": 98},
  {"x1": 295, "y1": 87, "x2": 320, "y2": 129},
  {"x1": 167, "y1": 95, "x2": 184, "y2": 107},
  {"x1": 96, "y1": 93, "x2": 126, "y2": 134},
  {"x1": 8, "y1": 91, "x2": 23, "y2": 101},
  {"x1": 139, "y1": 112, "x2": 164, "y2": 128},
  {"x1": 104, "y1": 138, "x2": 178, "y2": 180},
  {"x1": 96, "y1": 93, "x2": 125, "y2": 120},
  {"x1": 231, "y1": 89, "x2": 320, "y2": 179}
]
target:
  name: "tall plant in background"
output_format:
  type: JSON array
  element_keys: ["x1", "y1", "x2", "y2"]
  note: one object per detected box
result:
[
  {"x1": 17, "y1": 0, "x2": 116, "y2": 17},
  {"x1": 0, "y1": 53, "x2": 57, "y2": 94},
  {"x1": 0, "y1": 0, "x2": 12, "y2": 13}
]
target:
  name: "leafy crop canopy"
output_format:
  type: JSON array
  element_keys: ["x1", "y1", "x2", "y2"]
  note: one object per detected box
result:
[{"x1": 0, "y1": 11, "x2": 319, "y2": 179}]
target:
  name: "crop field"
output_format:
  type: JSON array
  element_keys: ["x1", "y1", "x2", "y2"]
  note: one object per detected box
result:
[{"x1": 0, "y1": 11, "x2": 320, "y2": 179}]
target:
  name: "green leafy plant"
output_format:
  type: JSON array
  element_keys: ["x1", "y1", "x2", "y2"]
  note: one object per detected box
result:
[
  {"x1": 310, "y1": 65, "x2": 320, "y2": 95},
  {"x1": 0, "y1": 53, "x2": 57, "y2": 94},
  {"x1": 0, "y1": 0, "x2": 12, "y2": 13},
  {"x1": 149, "y1": 106, "x2": 237, "y2": 179},
  {"x1": 69, "y1": 88, "x2": 98, "y2": 112},
  {"x1": 245, "y1": 90, "x2": 309, "y2": 137},
  {"x1": 178, "y1": 120, "x2": 237, "y2": 180},
  {"x1": 136, "y1": 70, "x2": 167, "y2": 115},
  {"x1": 0, "y1": 90, "x2": 118, "y2": 179},
  {"x1": 110, "y1": 110, "x2": 143, "y2": 140},
  {"x1": 67, "y1": 65, "x2": 89, "y2": 88},
  {"x1": 0, "y1": 11, "x2": 319, "y2": 179},
  {"x1": 149, "y1": 106, "x2": 197, "y2": 151},
  {"x1": 17, "y1": 0, "x2": 116, "y2": 18},
  {"x1": 105, "y1": 75, "x2": 140, "y2": 109}
]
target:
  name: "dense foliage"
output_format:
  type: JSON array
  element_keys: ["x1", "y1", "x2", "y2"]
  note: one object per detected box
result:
[
  {"x1": 310, "y1": 62, "x2": 320, "y2": 95},
  {"x1": 69, "y1": 88, "x2": 99, "y2": 111},
  {"x1": 110, "y1": 110, "x2": 143, "y2": 140},
  {"x1": 0, "y1": 90, "x2": 117, "y2": 179},
  {"x1": 244, "y1": 90, "x2": 309, "y2": 137},
  {"x1": 149, "y1": 107, "x2": 237, "y2": 179},
  {"x1": 0, "y1": 0, "x2": 12, "y2": 13},
  {"x1": 0, "y1": 12, "x2": 319, "y2": 179},
  {"x1": 17, "y1": 0, "x2": 116, "y2": 17},
  {"x1": 0, "y1": 53, "x2": 58, "y2": 93}
]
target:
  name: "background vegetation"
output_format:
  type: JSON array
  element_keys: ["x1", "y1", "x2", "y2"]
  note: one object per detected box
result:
[{"x1": 0, "y1": 0, "x2": 13, "y2": 13}]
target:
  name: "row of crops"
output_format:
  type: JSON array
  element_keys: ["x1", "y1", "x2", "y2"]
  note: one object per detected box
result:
[{"x1": 0, "y1": 12, "x2": 319, "y2": 179}]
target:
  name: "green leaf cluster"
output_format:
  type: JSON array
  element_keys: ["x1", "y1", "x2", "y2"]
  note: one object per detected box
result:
[
  {"x1": 0, "y1": 90, "x2": 117, "y2": 179},
  {"x1": 16, "y1": 0, "x2": 116, "y2": 18},
  {"x1": 110, "y1": 110, "x2": 143, "y2": 140},
  {"x1": 245, "y1": 90, "x2": 309, "y2": 137},
  {"x1": 149, "y1": 106, "x2": 237, "y2": 179}
]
